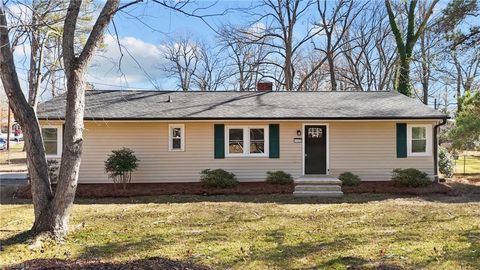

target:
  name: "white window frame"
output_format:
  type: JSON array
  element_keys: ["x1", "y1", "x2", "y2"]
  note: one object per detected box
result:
[
  {"x1": 41, "y1": 125, "x2": 63, "y2": 158},
  {"x1": 225, "y1": 125, "x2": 269, "y2": 157},
  {"x1": 407, "y1": 124, "x2": 432, "y2": 157},
  {"x1": 168, "y1": 124, "x2": 185, "y2": 151}
]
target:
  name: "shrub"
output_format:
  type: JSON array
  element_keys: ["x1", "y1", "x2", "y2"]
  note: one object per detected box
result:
[
  {"x1": 392, "y1": 168, "x2": 430, "y2": 187},
  {"x1": 338, "y1": 172, "x2": 361, "y2": 186},
  {"x1": 266, "y1": 171, "x2": 293, "y2": 185},
  {"x1": 47, "y1": 160, "x2": 59, "y2": 184},
  {"x1": 438, "y1": 147, "x2": 454, "y2": 178},
  {"x1": 200, "y1": 169, "x2": 238, "y2": 188},
  {"x1": 104, "y1": 148, "x2": 139, "y2": 190}
]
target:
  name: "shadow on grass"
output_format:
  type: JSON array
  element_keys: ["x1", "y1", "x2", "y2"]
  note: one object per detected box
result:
[
  {"x1": 0, "y1": 230, "x2": 34, "y2": 247},
  {"x1": 443, "y1": 229, "x2": 480, "y2": 269},
  {"x1": 6, "y1": 256, "x2": 209, "y2": 270},
  {"x1": 78, "y1": 236, "x2": 170, "y2": 260},
  {"x1": 2, "y1": 192, "x2": 479, "y2": 206}
]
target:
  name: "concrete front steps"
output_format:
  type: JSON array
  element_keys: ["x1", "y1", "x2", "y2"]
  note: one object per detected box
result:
[{"x1": 293, "y1": 175, "x2": 343, "y2": 197}]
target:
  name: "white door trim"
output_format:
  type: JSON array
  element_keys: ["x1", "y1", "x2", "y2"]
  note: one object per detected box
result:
[{"x1": 302, "y1": 123, "x2": 330, "y2": 175}]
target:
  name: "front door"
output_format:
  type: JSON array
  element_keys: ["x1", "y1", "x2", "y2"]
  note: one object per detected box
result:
[{"x1": 304, "y1": 125, "x2": 327, "y2": 174}]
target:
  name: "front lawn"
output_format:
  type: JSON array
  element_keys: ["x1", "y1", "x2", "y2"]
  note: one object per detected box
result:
[
  {"x1": 0, "y1": 142, "x2": 27, "y2": 172},
  {"x1": 1, "y1": 194, "x2": 479, "y2": 269},
  {"x1": 455, "y1": 155, "x2": 480, "y2": 174}
]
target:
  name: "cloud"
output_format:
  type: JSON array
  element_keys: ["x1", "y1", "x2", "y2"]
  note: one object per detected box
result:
[{"x1": 87, "y1": 35, "x2": 169, "y2": 89}]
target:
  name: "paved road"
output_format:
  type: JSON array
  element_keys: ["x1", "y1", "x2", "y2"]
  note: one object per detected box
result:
[{"x1": 0, "y1": 172, "x2": 28, "y2": 185}]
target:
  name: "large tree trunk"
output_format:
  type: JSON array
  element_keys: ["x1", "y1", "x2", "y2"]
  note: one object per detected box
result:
[
  {"x1": 327, "y1": 51, "x2": 337, "y2": 91},
  {"x1": 33, "y1": 69, "x2": 87, "y2": 235},
  {"x1": 397, "y1": 57, "x2": 412, "y2": 96},
  {"x1": 0, "y1": 3, "x2": 54, "y2": 224},
  {"x1": 1, "y1": 0, "x2": 119, "y2": 238}
]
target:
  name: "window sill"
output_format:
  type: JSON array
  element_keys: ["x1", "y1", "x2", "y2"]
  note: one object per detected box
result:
[
  {"x1": 168, "y1": 149, "x2": 185, "y2": 152},
  {"x1": 407, "y1": 152, "x2": 432, "y2": 157},
  {"x1": 225, "y1": 155, "x2": 269, "y2": 158}
]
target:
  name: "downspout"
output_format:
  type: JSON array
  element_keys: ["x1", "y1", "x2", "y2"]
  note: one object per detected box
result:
[{"x1": 433, "y1": 117, "x2": 448, "y2": 182}]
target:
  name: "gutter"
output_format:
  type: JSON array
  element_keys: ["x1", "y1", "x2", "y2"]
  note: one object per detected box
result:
[
  {"x1": 37, "y1": 116, "x2": 449, "y2": 121},
  {"x1": 433, "y1": 117, "x2": 448, "y2": 182}
]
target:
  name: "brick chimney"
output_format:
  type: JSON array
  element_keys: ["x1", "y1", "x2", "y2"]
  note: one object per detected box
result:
[{"x1": 257, "y1": 81, "x2": 273, "y2": 91}]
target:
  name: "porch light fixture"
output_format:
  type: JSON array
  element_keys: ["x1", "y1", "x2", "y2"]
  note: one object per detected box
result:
[{"x1": 296, "y1": 130, "x2": 301, "y2": 136}]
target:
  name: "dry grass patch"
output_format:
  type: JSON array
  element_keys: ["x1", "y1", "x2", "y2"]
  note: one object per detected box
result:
[{"x1": 1, "y1": 195, "x2": 479, "y2": 270}]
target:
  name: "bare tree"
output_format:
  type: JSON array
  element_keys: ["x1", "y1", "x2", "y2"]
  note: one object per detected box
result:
[
  {"x1": 161, "y1": 36, "x2": 200, "y2": 91},
  {"x1": 242, "y1": 0, "x2": 321, "y2": 90},
  {"x1": 193, "y1": 42, "x2": 228, "y2": 91},
  {"x1": 311, "y1": 0, "x2": 365, "y2": 91},
  {"x1": 337, "y1": 4, "x2": 397, "y2": 92},
  {"x1": 218, "y1": 25, "x2": 269, "y2": 91}
]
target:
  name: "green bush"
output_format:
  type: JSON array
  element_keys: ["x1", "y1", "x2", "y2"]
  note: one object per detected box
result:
[
  {"x1": 105, "y1": 148, "x2": 139, "y2": 190},
  {"x1": 338, "y1": 172, "x2": 361, "y2": 186},
  {"x1": 438, "y1": 147, "x2": 454, "y2": 178},
  {"x1": 266, "y1": 171, "x2": 293, "y2": 185},
  {"x1": 392, "y1": 168, "x2": 430, "y2": 187},
  {"x1": 200, "y1": 169, "x2": 238, "y2": 188}
]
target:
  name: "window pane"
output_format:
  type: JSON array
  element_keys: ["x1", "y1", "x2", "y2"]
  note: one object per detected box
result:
[
  {"x1": 172, "y1": 138, "x2": 181, "y2": 149},
  {"x1": 229, "y1": 129, "x2": 243, "y2": 140},
  {"x1": 229, "y1": 129, "x2": 244, "y2": 154},
  {"x1": 412, "y1": 127, "x2": 426, "y2": 139},
  {"x1": 412, "y1": 139, "x2": 426, "y2": 153},
  {"x1": 172, "y1": 127, "x2": 182, "y2": 138},
  {"x1": 250, "y1": 128, "x2": 265, "y2": 154},
  {"x1": 42, "y1": 128, "x2": 57, "y2": 141},
  {"x1": 44, "y1": 141, "x2": 57, "y2": 155}
]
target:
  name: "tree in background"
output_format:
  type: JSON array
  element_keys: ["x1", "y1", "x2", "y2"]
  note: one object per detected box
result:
[
  {"x1": 385, "y1": 0, "x2": 439, "y2": 97},
  {"x1": 161, "y1": 36, "x2": 200, "y2": 91},
  {"x1": 438, "y1": 0, "x2": 479, "y2": 48},
  {"x1": 242, "y1": 0, "x2": 321, "y2": 90},
  {"x1": 450, "y1": 91, "x2": 480, "y2": 150}
]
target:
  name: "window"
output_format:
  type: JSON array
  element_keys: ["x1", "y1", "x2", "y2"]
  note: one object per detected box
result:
[
  {"x1": 407, "y1": 124, "x2": 432, "y2": 156},
  {"x1": 249, "y1": 128, "x2": 265, "y2": 154},
  {"x1": 41, "y1": 125, "x2": 62, "y2": 157},
  {"x1": 228, "y1": 128, "x2": 244, "y2": 154},
  {"x1": 226, "y1": 126, "x2": 268, "y2": 157},
  {"x1": 169, "y1": 124, "x2": 185, "y2": 151}
]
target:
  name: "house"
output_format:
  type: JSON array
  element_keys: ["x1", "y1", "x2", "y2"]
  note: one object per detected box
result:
[{"x1": 36, "y1": 90, "x2": 447, "y2": 196}]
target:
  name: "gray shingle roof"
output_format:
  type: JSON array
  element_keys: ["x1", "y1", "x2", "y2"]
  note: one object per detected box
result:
[{"x1": 37, "y1": 90, "x2": 447, "y2": 120}]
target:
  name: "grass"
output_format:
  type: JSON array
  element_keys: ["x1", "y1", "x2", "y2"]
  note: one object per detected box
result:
[
  {"x1": 0, "y1": 142, "x2": 27, "y2": 172},
  {"x1": 455, "y1": 155, "x2": 480, "y2": 174},
  {"x1": 1, "y1": 194, "x2": 479, "y2": 270}
]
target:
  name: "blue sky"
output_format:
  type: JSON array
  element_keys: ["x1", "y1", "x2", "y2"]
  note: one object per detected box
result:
[{"x1": 86, "y1": 0, "x2": 255, "y2": 91}]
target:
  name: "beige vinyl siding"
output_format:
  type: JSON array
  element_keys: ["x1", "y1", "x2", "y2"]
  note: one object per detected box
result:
[
  {"x1": 328, "y1": 121, "x2": 434, "y2": 181},
  {"x1": 40, "y1": 120, "x2": 437, "y2": 183},
  {"x1": 77, "y1": 121, "x2": 302, "y2": 183}
]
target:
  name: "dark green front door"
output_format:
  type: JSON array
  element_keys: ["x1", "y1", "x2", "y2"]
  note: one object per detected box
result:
[{"x1": 304, "y1": 125, "x2": 327, "y2": 174}]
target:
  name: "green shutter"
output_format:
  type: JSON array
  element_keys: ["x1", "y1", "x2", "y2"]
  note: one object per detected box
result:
[
  {"x1": 269, "y1": 124, "x2": 280, "y2": 158},
  {"x1": 396, "y1": 123, "x2": 407, "y2": 158},
  {"x1": 214, "y1": 124, "x2": 225, "y2": 159}
]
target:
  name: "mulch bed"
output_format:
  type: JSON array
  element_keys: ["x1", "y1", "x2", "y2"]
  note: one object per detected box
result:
[
  {"x1": 6, "y1": 257, "x2": 209, "y2": 270},
  {"x1": 15, "y1": 182, "x2": 294, "y2": 199},
  {"x1": 14, "y1": 180, "x2": 454, "y2": 198},
  {"x1": 342, "y1": 181, "x2": 453, "y2": 195}
]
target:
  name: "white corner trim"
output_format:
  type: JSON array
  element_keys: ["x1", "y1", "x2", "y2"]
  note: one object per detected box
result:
[
  {"x1": 168, "y1": 124, "x2": 185, "y2": 151},
  {"x1": 407, "y1": 124, "x2": 433, "y2": 157},
  {"x1": 224, "y1": 125, "x2": 269, "y2": 157},
  {"x1": 41, "y1": 124, "x2": 63, "y2": 158}
]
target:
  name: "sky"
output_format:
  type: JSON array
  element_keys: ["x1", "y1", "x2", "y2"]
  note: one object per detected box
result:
[
  {"x1": 4, "y1": 0, "x2": 457, "y2": 105},
  {"x1": 87, "y1": 0, "x2": 254, "y2": 91}
]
